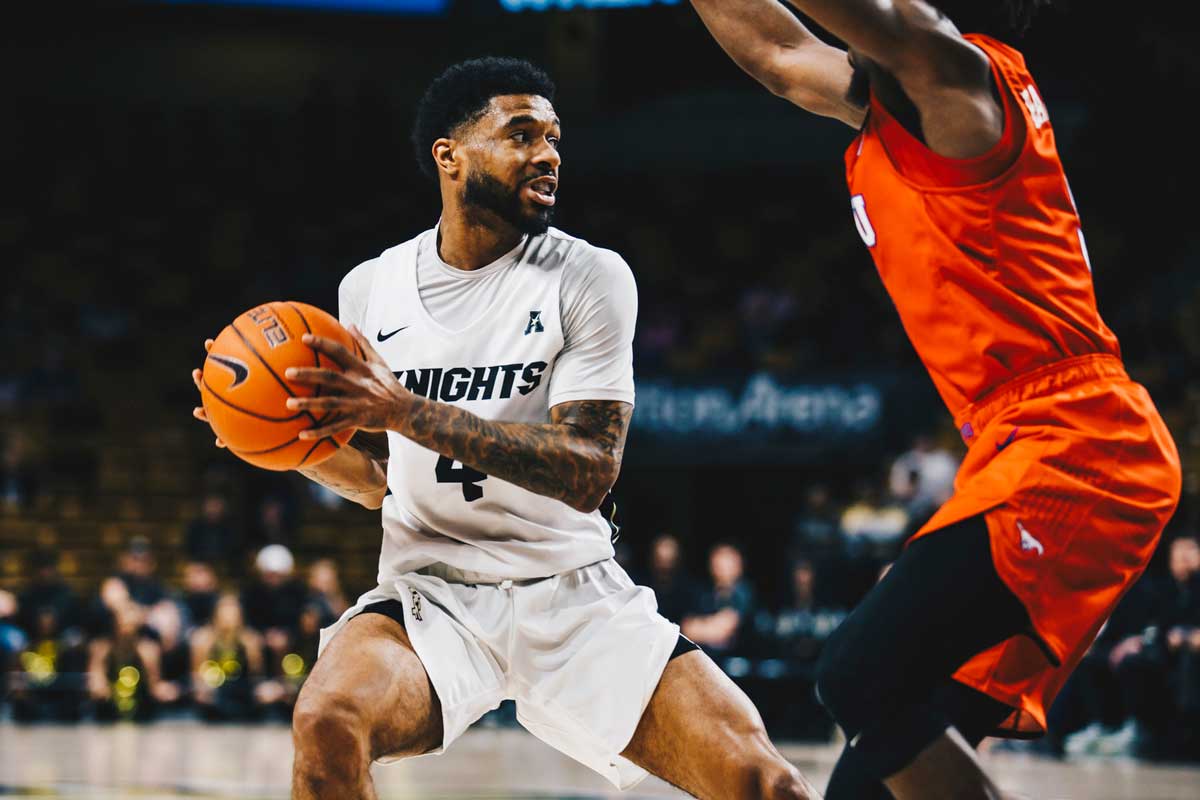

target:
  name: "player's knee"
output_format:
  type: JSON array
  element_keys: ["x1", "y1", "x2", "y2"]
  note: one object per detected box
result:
[
  {"x1": 757, "y1": 763, "x2": 811, "y2": 800},
  {"x1": 292, "y1": 685, "x2": 372, "y2": 772},
  {"x1": 738, "y1": 761, "x2": 810, "y2": 800}
]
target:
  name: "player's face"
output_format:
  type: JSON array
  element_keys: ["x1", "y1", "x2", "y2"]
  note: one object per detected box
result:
[{"x1": 460, "y1": 94, "x2": 561, "y2": 235}]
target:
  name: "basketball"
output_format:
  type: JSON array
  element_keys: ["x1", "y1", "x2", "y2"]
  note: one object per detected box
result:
[{"x1": 199, "y1": 301, "x2": 360, "y2": 470}]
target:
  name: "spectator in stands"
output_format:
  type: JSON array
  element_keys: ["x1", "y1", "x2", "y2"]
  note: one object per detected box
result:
[
  {"x1": 681, "y1": 542, "x2": 757, "y2": 657},
  {"x1": 87, "y1": 599, "x2": 178, "y2": 721},
  {"x1": 241, "y1": 545, "x2": 306, "y2": 673},
  {"x1": 1157, "y1": 534, "x2": 1200, "y2": 757},
  {"x1": 258, "y1": 496, "x2": 292, "y2": 546},
  {"x1": 145, "y1": 600, "x2": 190, "y2": 714},
  {"x1": 9, "y1": 550, "x2": 87, "y2": 721},
  {"x1": 306, "y1": 558, "x2": 349, "y2": 623},
  {"x1": 181, "y1": 561, "x2": 220, "y2": 628},
  {"x1": 755, "y1": 559, "x2": 847, "y2": 740},
  {"x1": 0, "y1": 589, "x2": 24, "y2": 703},
  {"x1": 17, "y1": 548, "x2": 78, "y2": 642},
  {"x1": 115, "y1": 536, "x2": 167, "y2": 608},
  {"x1": 1061, "y1": 534, "x2": 1200, "y2": 760},
  {"x1": 839, "y1": 477, "x2": 910, "y2": 559},
  {"x1": 185, "y1": 491, "x2": 241, "y2": 574},
  {"x1": 254, "y1": 598, "x2": 328, "y2": 720},
  {"x1": 790, "y1": 483, "x2": 841, "y2": 558},
  {"x1": 190, "y1": 593, "x2": 265, "y2": 721},
  {"x1": 888, "y1": 433, "x2": 959, "y2": 525},
  {"x1": 0, "y1": 430, "x2": 39, "y2": 513},
  {"x1": 768, "y1": 559, "x2": 847, "y2": 665},
  {"x1": 640, "y1": 533, "x2": 700, "y2": 625}
]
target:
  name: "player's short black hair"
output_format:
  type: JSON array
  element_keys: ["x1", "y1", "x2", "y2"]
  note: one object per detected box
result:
[{"x1": 411, "y1": 57, "x2": 556, "y2": 181}]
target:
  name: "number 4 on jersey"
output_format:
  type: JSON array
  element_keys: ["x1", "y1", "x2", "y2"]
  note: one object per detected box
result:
[{"x1": 436, "y1": 456, "x2": 488, "y2": 502}]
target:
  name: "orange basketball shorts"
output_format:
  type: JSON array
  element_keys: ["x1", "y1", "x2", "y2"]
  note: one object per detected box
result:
[{"x1": 911, "y1": 354, "x2": 1182, "y2": 735}]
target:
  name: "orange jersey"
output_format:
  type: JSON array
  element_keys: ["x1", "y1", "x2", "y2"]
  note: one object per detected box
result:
[
  {"x1": 845, "y1": 34, "x2": 1120, "y2": 423},
  {"x1": 844, "y1": 35, "x2": 1181, "y2": 735}
]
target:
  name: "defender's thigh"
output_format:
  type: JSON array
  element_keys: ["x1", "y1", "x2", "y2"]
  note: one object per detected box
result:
[
  {"x1": 621, "y1": 650, "x2": 815, "y2": 799},
  {"x1": 296, "y1": 610, "x2": 443, "y2": 759}
]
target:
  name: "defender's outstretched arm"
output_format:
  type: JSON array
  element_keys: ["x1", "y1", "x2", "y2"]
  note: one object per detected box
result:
[
  {"x1": 780, "y1": 0, "x2": 1004, "y2": 157},
  {"x1": 690, "y1": 0, "x2": 864, "y2": 128}
]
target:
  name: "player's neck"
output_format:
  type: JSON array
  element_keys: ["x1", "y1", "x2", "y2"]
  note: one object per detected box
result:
[{"x1": 436, "y1": 213, "x2": 524, "y2": 272}]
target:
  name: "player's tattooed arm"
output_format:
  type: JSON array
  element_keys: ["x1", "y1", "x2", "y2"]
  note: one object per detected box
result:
[
  {"x1": 295, "y1": 443, "x2": 388, "y2": 510},
  {"x1": 286, "y1": 328, "x2": 631, "y2": 512},
  {"x1": 690, "y1": 0, "x2": 864, "y2": 127},
  {"x1": 403, "y1": 397, "x2": 632, "y2": 513}
]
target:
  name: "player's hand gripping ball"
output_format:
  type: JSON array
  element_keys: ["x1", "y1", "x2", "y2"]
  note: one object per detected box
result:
[{"x1": 194, "y1": 302, "x2": 361, "y2": 470}]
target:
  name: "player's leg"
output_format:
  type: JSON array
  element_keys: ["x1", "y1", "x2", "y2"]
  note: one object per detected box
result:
[
  {"x1": 620, "y1": 647, "x2": 820, "y2": 800},
  {"x1": 291, "y1": 602, "x2": 442, "y2": 800},
  {"x1": 823, "y1": 680, "x2": 1015, "y2": 799},
  {"x1": 813, "y1": 516, "x2": 1030, "y2": 800}
]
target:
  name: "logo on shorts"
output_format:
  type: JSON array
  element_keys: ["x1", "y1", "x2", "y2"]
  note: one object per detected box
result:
[
  {"x1": 410, "y1": 589, "x2": 423, "y2": 622},
  {"x1": 1017, "y1": 520, "x2": 1045, "y2": 557}
]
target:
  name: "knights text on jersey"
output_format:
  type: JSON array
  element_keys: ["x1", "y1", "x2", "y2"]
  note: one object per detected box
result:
[{"x1": 338, "y1": 227, "x2": 637, "y2": 581}]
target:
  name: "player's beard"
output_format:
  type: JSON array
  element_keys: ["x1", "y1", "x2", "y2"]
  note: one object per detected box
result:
[{"x1": 463, "y1": 171, "x2": 554, "y2": 236}]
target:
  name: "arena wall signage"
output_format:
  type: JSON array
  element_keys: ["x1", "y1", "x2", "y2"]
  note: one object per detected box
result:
[{"x1": 627, "y1": 372, "x2": 937, "y2": 465}]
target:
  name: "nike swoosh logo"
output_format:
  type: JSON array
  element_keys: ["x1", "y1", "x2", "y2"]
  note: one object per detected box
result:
[
  {"x1": 996, "y1": 428, "x2": 1019, "y2": 452},
  {"x1": 210, "y1": 354, "x2": 249, "y2": 389},
  {"x1": 377, "y1": 326, "x2": 409, "y2": 342}
]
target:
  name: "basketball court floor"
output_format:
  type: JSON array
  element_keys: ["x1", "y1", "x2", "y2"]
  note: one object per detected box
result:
[{"x1": 2, "y1": 721, "x2": 1199, "y2": 799}]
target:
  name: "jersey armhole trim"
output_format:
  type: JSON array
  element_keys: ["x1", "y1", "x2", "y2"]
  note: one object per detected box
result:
[
  {"x1": 548, "y1": 389, "x2": 636, "y2": 408},
  {"x1": 867, "y1": 34, "x2": 1030, "y2": 191}
]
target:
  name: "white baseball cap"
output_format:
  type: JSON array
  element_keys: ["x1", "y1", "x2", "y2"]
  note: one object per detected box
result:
[{"x1": 255, "y1": 544, "x2": 295, "y2": 575}]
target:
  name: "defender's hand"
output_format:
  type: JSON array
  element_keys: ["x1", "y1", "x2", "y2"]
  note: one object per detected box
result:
[
  {"x1": 191, "y1": 339, "x2": 226, "y2": 449},
  {"x1": 285, "y1": 325, "x2": 413, "y2": 440}
]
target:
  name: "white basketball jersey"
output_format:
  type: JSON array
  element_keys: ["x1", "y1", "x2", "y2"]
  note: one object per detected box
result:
[{"x1": 339, "y1": 226, "x2": 636, "y2": 581}]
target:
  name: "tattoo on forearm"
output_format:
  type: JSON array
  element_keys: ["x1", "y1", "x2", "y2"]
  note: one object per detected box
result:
[
  {"x1": 296, "y1": 467, "x2": 371, "y2": 498},
  {"x1": 400, "y1": 398, "x2": 632, "y2": 511}
]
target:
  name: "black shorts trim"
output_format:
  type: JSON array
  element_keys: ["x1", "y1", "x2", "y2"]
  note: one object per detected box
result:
[
  {"x1": 357, "y1": 599, "x2": 406, "y2": 627},
  {"x1": 670, "y1": 634, "x2": 700, "y2": 661}
]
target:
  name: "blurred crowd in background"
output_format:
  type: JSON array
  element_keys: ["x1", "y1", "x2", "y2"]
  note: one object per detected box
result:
[
  {"x1": 2, "y1": 427, "x2": 1199, "y2": 761},
  {"x1": 2, "y1": 0, "x2": 1199, "y2": 769}
]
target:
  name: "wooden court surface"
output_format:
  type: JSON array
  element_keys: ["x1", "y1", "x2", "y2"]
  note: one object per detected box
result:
[{"x1": 1, "y1": 721, "x2": 1198, "y2": 799}]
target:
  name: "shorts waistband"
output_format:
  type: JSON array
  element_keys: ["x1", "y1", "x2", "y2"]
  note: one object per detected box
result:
[
  {"x1": 416, "y1": 563, "x2": 563, "y2": 586},
  {"x1": 417, "y1": 563, "x2": 513, "y2": 585},
  {"x1": 955, "y1": 353, "x2": 1127, "y2": 443}
]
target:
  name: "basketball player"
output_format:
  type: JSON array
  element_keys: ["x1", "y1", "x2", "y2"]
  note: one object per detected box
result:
[
  {"x1": 193, "y1": 58, "x2": 818, "y2": 800},
  {"x1": 689, "y1": 1, "x2": 1181, "y2": 797}
]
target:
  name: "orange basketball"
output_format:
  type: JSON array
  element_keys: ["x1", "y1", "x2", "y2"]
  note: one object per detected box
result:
[{"x1": 199, "y1": 301, "x2": 360, "y2": 471}]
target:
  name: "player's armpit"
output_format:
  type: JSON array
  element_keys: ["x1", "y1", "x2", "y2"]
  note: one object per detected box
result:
[{"x1": 296, "y1": 442, "x2": 388, "y2": 510}]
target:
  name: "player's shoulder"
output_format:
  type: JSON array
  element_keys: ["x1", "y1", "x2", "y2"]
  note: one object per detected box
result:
[
  {"x1": 962, "y1": 33, "x2": 1028, "y2": 73},
  {"x1": 531, "y1": 227, "x2": 633, "y2": 282},
  {"x1": 339, "y1": 229, "x2": 430, "y2": 298}
]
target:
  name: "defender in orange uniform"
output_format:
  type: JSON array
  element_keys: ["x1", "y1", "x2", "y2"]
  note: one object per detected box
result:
[{"x1": 692, "y1": 0, "x2": 1181, "y2": 797}]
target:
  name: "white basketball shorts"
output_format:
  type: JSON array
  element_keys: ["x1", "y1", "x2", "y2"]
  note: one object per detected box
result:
[{"x1": 317, "y1": 558, "x2": 680, "y2": 790}]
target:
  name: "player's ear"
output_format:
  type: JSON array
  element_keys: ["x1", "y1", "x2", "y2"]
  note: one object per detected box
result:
[{"x1": 432, "y1": 138, "x2": 460, "y2": 180}]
